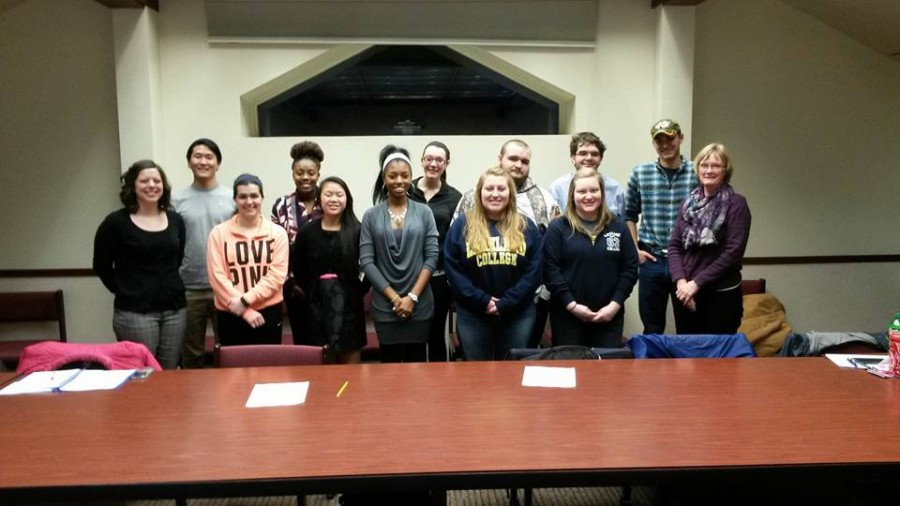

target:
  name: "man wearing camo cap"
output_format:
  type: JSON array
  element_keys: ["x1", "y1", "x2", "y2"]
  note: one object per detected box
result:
[{"x1": 623, "y1": 119, "x2": 698, "y2": 334}]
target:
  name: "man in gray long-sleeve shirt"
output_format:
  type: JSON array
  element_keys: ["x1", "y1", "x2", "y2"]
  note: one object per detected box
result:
[{"x1": 172, "y1": 138, "x2": 235, "y2": 368}]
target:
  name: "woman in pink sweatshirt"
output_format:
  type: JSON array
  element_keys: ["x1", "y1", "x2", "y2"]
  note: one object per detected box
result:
[{"x1": 207, "y1": 174, "x2": 289, "y2": 345}]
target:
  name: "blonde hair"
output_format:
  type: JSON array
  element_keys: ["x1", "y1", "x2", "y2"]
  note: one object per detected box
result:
[
  {"x1": 465, "y1": 166, "x2": 526, "y2": 253},
  {"x1": 564, "y1": 168, "x2": 613, "y2": 239},
  {"x1": 694, "y1": 143, "x2": 734, "y2": 183}
]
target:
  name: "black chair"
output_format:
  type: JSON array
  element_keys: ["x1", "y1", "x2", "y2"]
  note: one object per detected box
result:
[
  {"x1": 507, "y1": 346, "x2": 633, "y2": 361},
  {"x1": 506, "y1": 345, "x2": 634, "y2": 506}
]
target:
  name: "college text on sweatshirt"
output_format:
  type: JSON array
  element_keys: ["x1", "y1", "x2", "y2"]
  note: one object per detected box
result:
[{"x1": 467, "y1": 236, "x2": 526, "y2": 267}]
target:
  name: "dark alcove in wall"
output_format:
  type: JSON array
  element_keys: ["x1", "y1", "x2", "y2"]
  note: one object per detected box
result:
[{"x1": 258, "y1": 45, "x2": 559, "y2": 137}]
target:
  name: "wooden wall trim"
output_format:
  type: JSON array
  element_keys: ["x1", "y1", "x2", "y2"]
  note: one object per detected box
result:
[
  {"x1": 0, "y1": 255, "x2": 898, "y2": 278},
  {"x1": 652, "y1": 0, "x2": 706, "y2": 7},
  {"x1": 94, "y1": 0, "x2": 158, "y2": 10},
  {"x1": 0, "y1": 269, "x2": 94, "y2": 278},
  {"x1": 742, "y1": 255, "x2": 900, "y2": 266}
]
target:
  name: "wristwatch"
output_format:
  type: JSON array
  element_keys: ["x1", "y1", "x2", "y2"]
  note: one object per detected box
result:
[{"x1": 407, "y1": 293, "x2": 419, "y2": 304}]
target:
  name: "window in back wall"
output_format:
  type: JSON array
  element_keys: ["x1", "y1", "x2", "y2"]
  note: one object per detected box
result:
[{"x1": 257, "y1": 45, "x2": 559, "y2": 137}]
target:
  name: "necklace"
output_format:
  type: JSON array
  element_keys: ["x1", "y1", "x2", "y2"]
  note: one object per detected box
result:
[{"x1": 388, "y1": 206, "x2": 407, "y2": 225}]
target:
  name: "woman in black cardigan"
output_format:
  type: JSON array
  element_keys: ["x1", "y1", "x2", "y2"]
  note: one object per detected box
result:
[{"x1": 93, "y1": 160, "x2": 186, "y2": 369}]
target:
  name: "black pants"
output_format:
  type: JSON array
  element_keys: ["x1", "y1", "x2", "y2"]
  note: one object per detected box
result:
[
  {"x1": 549, "y1": 305, "x2": 625, "y2": 348},
  {"x1": 380, "y1": 342, "x2": 427, "y2": 363},
  {"x1": 426, "y1": 275, "x2": 451, "y2": 362},
  {"x1": 284, "y1": 285, "x2": 314, "y2": 345},
  {"x1": 672, "y1": 285, "x2": 743, "y2": 335},
  {"x1": 217, "y1": 304, "x2": 283, "y2": 346}
]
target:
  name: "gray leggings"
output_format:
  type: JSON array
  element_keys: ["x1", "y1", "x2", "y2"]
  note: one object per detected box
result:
[{"x1": 113, "y1": 308, "x2": 187, "y2": 369}]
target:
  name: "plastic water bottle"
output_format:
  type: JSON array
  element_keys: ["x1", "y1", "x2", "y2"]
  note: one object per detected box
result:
[{"x1": 889, "y1": 313, "x2": 900, "y2": 376}]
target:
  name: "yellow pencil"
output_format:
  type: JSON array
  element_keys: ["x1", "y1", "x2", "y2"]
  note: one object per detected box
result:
[{"x1": 336, "y1": 380, "x2": 349, "y2": 398}]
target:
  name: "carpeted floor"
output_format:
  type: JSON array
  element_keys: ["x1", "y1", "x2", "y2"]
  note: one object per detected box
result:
[{"x1": 25, "y1": 487, "x2": 653, "y2": 506}]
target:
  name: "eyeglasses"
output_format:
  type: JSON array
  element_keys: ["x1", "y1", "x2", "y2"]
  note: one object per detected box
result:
[
  {"x1": 699, "y1": 162, "x2": 724, "y2": 170},
  {"x1": 422, "y1": 156, "x2": 446, "y2": 166}
]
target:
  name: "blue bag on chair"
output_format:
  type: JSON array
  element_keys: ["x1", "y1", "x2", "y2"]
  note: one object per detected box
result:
[{"x1": 626, "y1": 333, "x2": 756, "y2": 359}]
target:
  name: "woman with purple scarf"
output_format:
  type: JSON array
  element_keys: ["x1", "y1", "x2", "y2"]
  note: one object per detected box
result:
[{"x1": 668, "y1": 143, "x2": 751, "y2": 334}]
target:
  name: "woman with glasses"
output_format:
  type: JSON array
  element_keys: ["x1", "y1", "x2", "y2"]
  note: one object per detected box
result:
[
  {"x1": 407, "y1": 141, "x2": 462, "y2": 362},
  {"x1": 668, "y1": 143, "x2": 751, "y2": 334}
]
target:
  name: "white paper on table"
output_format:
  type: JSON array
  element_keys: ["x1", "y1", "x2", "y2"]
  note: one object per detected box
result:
[
  {"x1": 0, "y1": 369, "x2": 81, "y2": 395},
  {"x1": 245, "y1": 381, "x2": 310, "y2": 408},
  {"x1": 59, "y1": 369, "x2": 136, "y2": 391},
  {"x1": 824, "y1": 353, "x2": 888, "y2": 369},
  {"x1": 521, "y1": 365, "x2": 576, "y2": 388}
]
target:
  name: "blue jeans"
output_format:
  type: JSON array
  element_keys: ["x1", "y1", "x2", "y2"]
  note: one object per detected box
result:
[
  {"x1": 637, "y1": 257, "x2": 676, "y2": 334},
  {"x1": 456, "y1": 304, "x2": 535, "y2": 361}
]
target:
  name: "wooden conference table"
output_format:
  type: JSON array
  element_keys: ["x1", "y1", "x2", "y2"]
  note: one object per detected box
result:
[{"x1": 2, "y1": 357, "x2": 900, "y2": 502}]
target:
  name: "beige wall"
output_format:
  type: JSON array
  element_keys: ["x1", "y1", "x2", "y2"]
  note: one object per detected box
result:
[
  {"x1": 693, "y1": 0, "x2": 900, "y2": 332},
  {"x1": 1, "y1": 0, "x2": 897, "y2": 345},
  {"x1": 0, "y1": 0, "x2": 119, "y2": 343},
  {"x1": 0, "y1": 0, "x2": 121, "y2": 269}
]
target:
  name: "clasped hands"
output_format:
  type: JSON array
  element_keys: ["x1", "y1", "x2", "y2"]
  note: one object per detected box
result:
[
  {"x1": 228, "y1": 295, "x2": 265, "y2": 328},
  {"x1": 484, "y1": 296, "x2": 500, "y2": 316},
  {"x1": 566, "y1": 301, "x2": 621, "y2": 323},
  {"x1": 675, "y1": 279, "x2": 698, "y2": 312},
  {"x1": 393, "y1": 295, "x2": 415, "y2": 320}
]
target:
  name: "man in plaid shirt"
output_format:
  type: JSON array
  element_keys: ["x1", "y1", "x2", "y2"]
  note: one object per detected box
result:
[{"x1": 624, "y1": 119, "x2": 698, "y2": 334}]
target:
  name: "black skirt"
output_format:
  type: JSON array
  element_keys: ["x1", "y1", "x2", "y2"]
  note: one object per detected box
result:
[{"x1": 308, "y1": 276, "x2": 367, "y2": 354}]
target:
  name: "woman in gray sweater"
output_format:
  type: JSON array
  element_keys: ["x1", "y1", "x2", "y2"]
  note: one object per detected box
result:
[{"x1": 360, "y1": 145, "x2": 439, "y2": 363}]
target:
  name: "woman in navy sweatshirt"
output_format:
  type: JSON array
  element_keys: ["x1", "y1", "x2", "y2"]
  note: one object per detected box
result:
[
  {"x1": 444, "y1": 166, "x2": 543, "y2": 361},
  {"x1": 543, "y1": 168, "x2": 638, "y2": 348}
]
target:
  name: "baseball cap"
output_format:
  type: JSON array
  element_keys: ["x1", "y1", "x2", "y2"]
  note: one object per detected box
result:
[{"x1": 650, "y1": 119, "x2": 682, "y2": 138}]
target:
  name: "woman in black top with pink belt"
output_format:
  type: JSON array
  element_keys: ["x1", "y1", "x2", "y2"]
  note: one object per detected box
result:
[{"x1": 293, "y1": 177, "x2": 367, "y2": 364}]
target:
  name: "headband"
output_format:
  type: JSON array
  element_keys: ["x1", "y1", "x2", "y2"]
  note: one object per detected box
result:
[
  {"x1": 233, "y1": 173, "x2": 264, "y2": 197},
  {"x1": 381, "y1": 152, "x2": 412, "y2": 172}
]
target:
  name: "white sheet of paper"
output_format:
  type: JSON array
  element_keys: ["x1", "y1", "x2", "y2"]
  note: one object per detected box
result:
[
  {"x1": 245, "y1": 381, "x2": 310, "y2": 408},
  {"x1": 0, "y1": 369, "x2": 81, "y2": 396},
  {"x1": 59, "y1": 369, "x2": 135, "y2": 391},
  {"x1": 522, "y1": 365, "x2": 576, "y2": 388},
  {"x1": 825, "y1": 353, "x2": 888, "y2": 369}
]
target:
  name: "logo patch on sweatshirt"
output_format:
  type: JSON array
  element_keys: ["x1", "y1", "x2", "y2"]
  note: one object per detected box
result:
[{"x1": 604, "y1": 232, "x2": 620, "y2": 252}]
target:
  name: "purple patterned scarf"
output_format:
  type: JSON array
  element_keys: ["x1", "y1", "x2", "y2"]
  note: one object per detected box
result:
[{"x1": 680, "y1": 184, "x2": 733, "y2": 249}]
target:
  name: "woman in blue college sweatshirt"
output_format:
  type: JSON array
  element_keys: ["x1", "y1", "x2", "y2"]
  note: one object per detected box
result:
[{"x1": 444, "y1": 166, "x2": 543, "y2": 361}]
